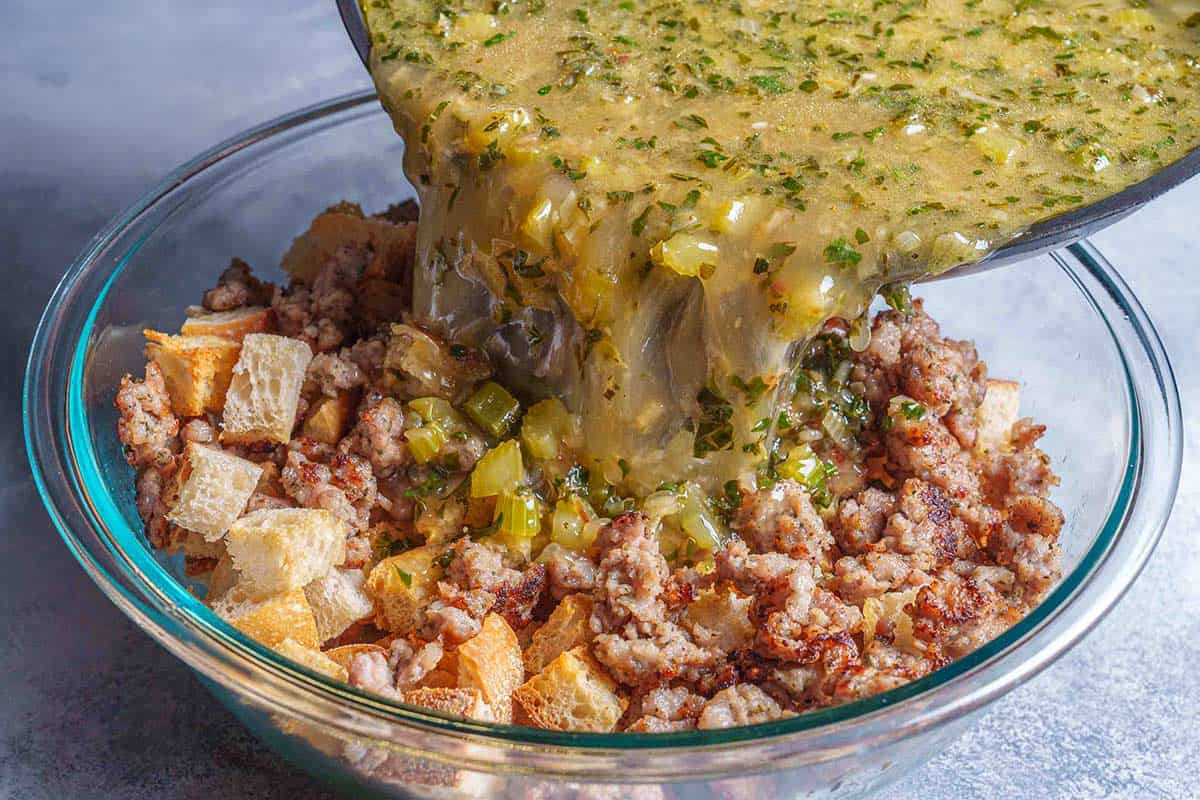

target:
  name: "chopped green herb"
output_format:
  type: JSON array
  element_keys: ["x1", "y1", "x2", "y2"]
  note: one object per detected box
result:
[
  {"x1": 823, "y1": 238, "x2": 862, "y2": 265},
  {"x1": 899, "y1": 400, "x2": 926, "y2": 420},
  {"x1": 631, "y1": 205, "x2": 652, "y2": 236}
]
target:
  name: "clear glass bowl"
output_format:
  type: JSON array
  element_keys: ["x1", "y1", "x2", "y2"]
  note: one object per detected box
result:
[{"x1": 24, "y1": 91, "x2": 1181, "y2": 799}]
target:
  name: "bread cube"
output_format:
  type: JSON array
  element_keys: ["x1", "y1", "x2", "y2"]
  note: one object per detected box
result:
[
  {"x1": 419, "y1": 666, "x2": 459, "y2": 690},
  {"x1": 207, "y1": 553, "x2": 238, "y2": 601},
  {"x1": 275, "y1": 637, "x2": 349, "y2": 682},
  {"x1": 161, "y1": 525, "x2": 226, "y2": 561},
  {"x1": 683, "y1": 584, "x2": 755, "y2": 652},
  {"x1": 456, "y1": 613, "x2": 523, "y2": 723},
  {"x1": 211, "y1": 587, "x2": 320, "y2": 649},
  {"x1": 166, "y1": 442, "x2": 263, "y2": 542},
  {"x1": 524, "y1": 593, "x2": 593, "y2": 675},
  {"x1": 225, "y1": 508, "x2": 347, "y2": 597},
  {"x1": 281, "y1": 207, "x2": 415, "y2": 284},
  {"x1": 181, "y1": 306, "x2": 273, "y2": 342},
  {"x1": 975, "y1": 379, "x2": 1021, "y2": 454},
  {"x1": 144, "y1": 330, "x2": 241, "y2": 416},
  {"x1": 324, "y1": 643, "x2": 386, "y2": 673},
  {"x1": 221, "y1": 333, "x2": 312, "y2": 445},
  {"x1": 512, "y1": 647, "x2": 627, "y2": 732},
  {"x1": 304, "y1": 567, "x2": 374, "y2": 643},
  {"x1": 365, "y1": 545, "x2": 446, "y2": 633},
  {"x1": 402, "y1": 687, "x2": 496, "y2": 723},
  {"x1": 302, "y1": 392, "x2": 358, "y2": 445}
]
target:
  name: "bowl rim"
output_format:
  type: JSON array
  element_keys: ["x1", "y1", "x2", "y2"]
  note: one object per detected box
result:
[{"x1": 24, "y1": 90, "x2": 1183, "y2": 765}]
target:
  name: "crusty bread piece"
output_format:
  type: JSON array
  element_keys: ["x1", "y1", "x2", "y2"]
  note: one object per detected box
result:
[
  {"x1": 280, "y1": 207, "x2": 415, "y2": 284},
  {"x1": 365, "y1": 545, "x2": 446, "y2": 633},
  {"x1": 683, "y1": 584, "x2": 755, "y2": 652},
  {"x1": 402, "y1": 687, "x2": 496, "y2": 723},
  {"x1": 221, "y1": 333, "x2": 312, "y2": 445},
  {"x1": 225, "y1": 508, "x2": 347, "y2": 597},
  {"x1": 302, "y1": 392, "x2": 358, "y2": 445},
  {"x1": 975, "y1": 379, "x2": 1021, "y2": 454},
  {"x1": 523, "y1": 593, "x2": 593, "y2": 675},
  {"x1": 144, "y1": 330, "x2": 241, "y2": 416},
  {"x1": 166, "y1": 442, "x2": 263, "y2": 542},
  {"x1": 456, "y1": 614, "x2": 523, "y2": 724},
  {"x1": 207, "y1": 553, "x2": 238, "y2": 601},
  {"x1": 512, "y1": 646, "x2": 627, "y2": 732},
  {"x1": 862, "y1": 585, "x2": 923, "y2": 651},
  {"x1": 419, "y1": 667, "x2": 459, "y2": 690},
  {"x1": 413, "y1": 648, "x2": 459, "y2": 690},
  {"x1": 211, "y1": 587, "x2": 320, "y2": 649},
  {"x1": 161, "y1": 527, "x2": 226, "y2": 561},
  {"x1": 304, "y1": 567, "x2": 374, "y2": 643},
  {"x1": 275, "y1": 637, "x2": 349, "y2": 682},
  {"x1": 181, "y1": 306, "x2": 273, "y2": 342},
  {"x1": 323, "y1": 643, "x2": 386, "y2": 673}
]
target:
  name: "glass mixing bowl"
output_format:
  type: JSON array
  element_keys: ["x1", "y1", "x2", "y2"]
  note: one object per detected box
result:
[{"x1": 25, "y1": 91, "x2": 1181, "y2": 799}]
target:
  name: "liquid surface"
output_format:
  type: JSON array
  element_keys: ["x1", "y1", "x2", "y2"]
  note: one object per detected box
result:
[{"x1": 362, "y1": 0, "x2": 1198, "y2": 489}]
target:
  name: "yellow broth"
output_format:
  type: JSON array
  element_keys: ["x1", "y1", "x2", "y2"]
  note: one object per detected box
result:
[{"x1": 362, "y1": 0, "x2": 1199, "y2": 489}]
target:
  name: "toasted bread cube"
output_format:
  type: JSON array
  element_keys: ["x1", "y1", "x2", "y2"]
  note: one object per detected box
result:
[
  {"x1": 419, "y1": 667, "x2": 459, "y2": 690},
  {"x1": 415, "y1": 648, "x2": 459, "y2": 689},
  {"x1": 304, "y1": 567, "x2": 375, "y2": 643},
  {"x1": 402, "y1": 687, "x2": 496, "y2": 723},
  {"x1": 161, "y1": 525, "x2": 226, "y2": 561},
  {"x1": 524, "y1": 593, "x2": 593, "y2": 675},
  {"x1": 221, "y1": 333, "x2": 312, "y2": 445},
  {"x1": 365, "y1": 545, "x2": 446, "y2": 633},
  {"x1": 207, "y1": 553, "x2": 238, "y2": 601},
  {"x1": 166, "y1": 442, "x2": 263, "y2": 542},
  {"x1": 684, "y1": 584, "x2": 755, "y2": 652},
  {"x1": 225, "y1": 508, "x2": 347, "y2": 597},
  {"x1": 512, "y1": 647, "x2": 627, "y2": 732},
  {"x1": 324, "y1": 643, "x2": 386, "y2": 673},
  {"x1": 975, "y1": 379, "x2": 1021, "y2": 454},
  {"x1": 181, "y1": 306, "x2": 273, "y2": 342},
  {"x1": 302, "y1": 392, "x2": 358, "y2": 445},
  {"x1": 144, "y1": 330, "x2": 241, "y2": 416},
  {"x1": 281, "y1": 208, "x2": 415, "y2": 284},
  {"x1": 211, "y1": 588, "x2": 320, "y2": 649},
  {"x1": 457, "y1": 614, "x2": 523, "y2": 723},
  {"x1": 275, "y1": 637, "x2": 349, "y2": 682}
]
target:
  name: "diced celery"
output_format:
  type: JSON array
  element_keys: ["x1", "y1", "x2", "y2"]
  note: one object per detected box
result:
[
  {"x1": 464, "y1": 381, "x2": 522, "y2": 438},
  {"x1": 405, "y1": 421, "x2": 448, "y2": 464},
  {"x1": 972, "y1": 129, "x2": 1021, "y2": 166},
  {"x1": 677, "y1": 482, "x2": 727, "y2": 551},
  {"x1": 520, "y1": 197, "x2": 555, "y2": 250},
  {"x1": 777, "y1": 444, "x2": 823, "y2": 483},
  {"x1": 453, "y1": 11, "x2": 498, "y2": 41},
  {"x1": 470, "y1": 439, "x2": 524, "y2": 497},
  {"x1": 493, "y1": 488, "x2": 543, "y2": 539},
  {"x1": 521, "y1": 398, "x2": 573, "y2": 460},
  {"x1": 410, "y1": 397, "x2": 459, "y2": 427},
  {"x1": 550, "y1": 494, "x2": 596, "y2": 550},
  {"x1": 776, "y1": 444, "x2": 837, "y2": 506},
  {"x1": 709, "y1": 198, "x2": 746, "y2": 234},
  {"x1": 821, "y1": 408, "x2": 852, "y2": 448},
  {"x1": 650, "y1": 233, "x2": 720, "y2": 278}
]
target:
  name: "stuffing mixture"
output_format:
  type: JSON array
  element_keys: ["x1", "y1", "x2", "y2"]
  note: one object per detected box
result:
[{"x1": 116, "y1": 202, "x2": 1062, "y2": 732}]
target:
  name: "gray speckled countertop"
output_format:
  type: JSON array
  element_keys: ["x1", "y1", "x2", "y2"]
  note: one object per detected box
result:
[{"x1": 2, "y1": 3, "x2": 1196, "y2": 798}]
